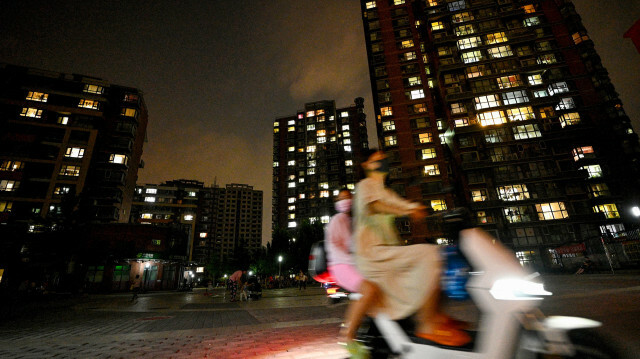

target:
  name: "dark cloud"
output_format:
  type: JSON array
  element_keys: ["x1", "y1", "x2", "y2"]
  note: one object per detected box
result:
[{"x1": 0, "y1": 0, "x2": 637, "y2": 245}]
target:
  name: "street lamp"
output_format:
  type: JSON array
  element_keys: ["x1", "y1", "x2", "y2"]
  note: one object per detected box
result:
[
  {"x1": 632, "y1": 206, "x2": 640, "y2": 218},
  {"x1": 278, "y1": 255, "x2": 283, "y2": 277}
]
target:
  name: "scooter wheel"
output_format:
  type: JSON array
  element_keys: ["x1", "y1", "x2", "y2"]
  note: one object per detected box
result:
[{"x1": 518, "y1": 329, "x2": 621, "y2": 359}]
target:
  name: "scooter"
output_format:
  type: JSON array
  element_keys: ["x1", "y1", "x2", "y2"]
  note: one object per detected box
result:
[{"x1": 357, "y1": 227, "x2": 620, "y2": 359}]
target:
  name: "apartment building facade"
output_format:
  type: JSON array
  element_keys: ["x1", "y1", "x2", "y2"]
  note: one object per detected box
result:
[
  {"x1": 272, "y1": 98, "x2": 369, "y2": 231},
  {"x1": 0, "y1": 63, "x2": 148, "y2": 227},
  {"x1": 360, "y1": 0, "x2": 640, "y2": 270}
]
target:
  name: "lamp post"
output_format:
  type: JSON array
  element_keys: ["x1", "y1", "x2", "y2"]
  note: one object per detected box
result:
[{"x1": 278, "y1": 255, "x2": 283, "y2": 278}]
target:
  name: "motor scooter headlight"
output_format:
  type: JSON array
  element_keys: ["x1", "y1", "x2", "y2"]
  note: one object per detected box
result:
[{"x1": 490, "y1": 278, "x2": 552, "y2": 300}]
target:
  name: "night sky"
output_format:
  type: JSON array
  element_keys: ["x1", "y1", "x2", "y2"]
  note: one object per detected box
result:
[{"x1": 1, "y1": 1, "x2": 639, "y2": 245}]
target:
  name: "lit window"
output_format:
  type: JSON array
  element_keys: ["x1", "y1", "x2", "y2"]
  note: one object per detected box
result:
[
  {"x1": 347, "y1": 183, "x2": 355, "y2": 190},
  {"x1": 452, "y1": 11, "x2": 474, "y2": 23},
  {"x1": 421, "y1": 148, "x2": 437, "y2": 159},
  {"x1": 454, "y1": 118, "x2": 469, "y2": 127},
  {"x1": 141, "y1": 213, "x2": 152, "y2": 219},
  {"x1": 559, "y1": 113, "x2": 581, "y2": 127},
  {"x1": 497, "y1": 184, "x2": 530, "y2": 201},
  {"x1": 58, "y1": 116, "x2": 70, "y2": 125},
  {"x1": 572, "y1": 146, "x2": 594, "y2": 161},
  {"x1": 382, "y1": 120, "x2": 396, "y2": 131},
  {"x1": 399, "y1": 52, "x2": 417, "y2": 61},
  {"x1": 320, "y1": 190, "x2": 330, "y2": 198},
  {"x1": 536, "y1": 202, "x2": 568, "y2": 220},
  {"x1": 487, "y1": 45, "x2": 514, "y2": 59},
  {"x1": 455, "y1": 24, "x2": 475, "y2": 36},
  {"x1": 501, "y1": 90, "x2": 529, "y2": 105},
  {"x1": 341, "y1": 111, "x2": 349, "y2": 117},
  {"x1": 199, "y1": 232, "x2": 208, "y2": 238},
  {"x1": 318, "y1": 137, "x2": 326, "y2": 143},
  {"x1": 65, "y1": 147, "x2": 85, "y2": 158},
  {"x1": 146, "y1": 188, "x2": 157, "y2": 194},
  {"x1": 474, "y1": 94, "x2": 501, "y2": 110},
  {"x1": 317, "y1": 130, "x2": 326, "y2": 137},
  {"x1": 476, "y1": 211, "x2": 492, "y2": 224},
  {"x1": 0, "y1": 160, "x2": 24, "y2": 171},
  {"x1": 450, "y1": 103, "x2": 466, "y2": 114},
  {"x1": 184, "y1": 214, "x2": 194, "y2": 221},
  {"x1": 419, "y1": 133, "x2": 433, "y2": 144},
  {"x1": 406, "y1": 76, "x2": 422, "y2": 86},
  {"x1": 506, "y1": 106, "x2": 535, "y2": 121},
  {"x1": 273, "y1": 121, "x2": 279, "y2": 127},
  {"x1": 288, "y1": 126, "x2": 294, "y2": 132},
  {"x1": 496, "y1": 74, "x2": 522, "y2": 89},
  {"x1": 486, "y1": 31, "x2": 508, "y2": 44},
  {"x1": 512, "y1": 124, "x2": 542, "y2": 140},
  {"x1": 273, "y1": 161, "x2": 279, "y2": 167},
  {"x1": 555, "y1": 97, "x2": 576, "y2": 110},
  {"x1": 547, "y1": 82, "x2": 570, "y2": 96},
  {"x1": 477, "y1": 110, "x2": 506, "y2": 126},
  {"x1": 288, "y1": 182, "x2": 295, "y2": 188},
  {"x1": 424, "y1": 164, "x2": 440, "y2": 176},
  {"x1": 287, "y1": 160, "x2": 295, "y2": 166},
  {"x1": 307, "y1": 124, "x2": 315, "y2": 131},
  {"x1": 457, "y1": 36, "x2": 481, "y2": 50},
  {"x1": 20, "y1": 107, "x2": 43, "y2": 118},
  {"x1": 471, "y1": 189, "x2": 487, "y2": 202},
  {"x1": 408, "y1": 89, "x2": 425, "y2": 100},
  {"x1": 365, "y1": 1, "x2": 376, "y2": 9},
  {"x1": 121, "y1": 108, "x2": 137, "y2": 117},
  {"x1": 288, "y1": 205, "x2": 296, "y2": 211},
  {"x1": 78, "y1": 99, "x2": 99, "y2": 109},
  {"x1": 589, "y1": 183, "x2": 610, "y2": 198},
  {"x1": 431, "y1": 21, "x2": 445, "y2": 31},
  {"x1": 384, "y1": 135, "x2": 397, "y2": 147},
  {"x1": 288, "y1": 120, "x2": 296, "y2": 125},
  {"x1": 381, "y1": 106, "x2": 393, "y2": 117},
  {"x1": 447, "y1": 0, "x2": 466, "y2": 11},
  {"x1": 399, "y1": 39, "x2": 414, "y2": 49},
  {"x1": 431, "y1": 199, "x2": 447, "y2": 211},
  {"x1": 306, "y1": 111, "x2": 315, "y2": 117},
  {"x1": 144, "y1": 196, "x2": 156, "y2": 202},
  {"x1": 84, "y1": 84, "x2": 104, "y2": 94},
  {"x1": 307, "y1": 145, "x2": 316, "y2": 153},
  {"x1": 59, "y1": 165, "x2": 80, "y2": 177},
  {"x1": 523, "y1": 17, "x2": 541, "y2": 27},
  {"x1": 273, "y1": 127, "x2": 279, "y2": 133},
  {"x1": 26, "y1": 91, "x2": 48, "y2": 102},
  {"x1": 527, "y1": 73, "x2": 543, "y2": 85},
  {"x1": 522, "y1": 4, "x2": 536, "y2": 13},
  {"x1": 537, "y1": 53, "x2": 558, "y2": 65},
  {"x1": 533, "y1": 90, "x2": 549, "y2": 98},
  {"x1": 580, "y1": 164, "x2": 603, "y2": 178},
  {"x1": 344, "y1": 145, "x2": 352, "y2": 152},
  {"x1": 593, "y1": 204, "x2": 619, "y2": 219},
  {"x1": 288, "y1": 213, "x2": 295, "y2": 219},
  {"x1": 0, "y1": 180, "x2": 19, "y2": 192},
  {"x1": 307, "y1": 168, "x2": 316, "y2": 175},
  {"x1": 345, "y1": 160, "x2": 353, "y2": 166},
  {"x1": 503, "y1": 206, "x2": 531, "y2": 223},
  {"x1": 572, "y1": 31, "x2": 590, "y2": 45},
  {"x1": 321, "y1": 215, "x2": 331, "y2": 224},
  {"x1": 288, "y1": 197, "x2": 296, "y2": 203},
  {"x1": 308, "y1": 160, "x2": 316, "y2": 167},
  {"x1": 461, "y1": 50, "x2": 483, "y2": 63}
]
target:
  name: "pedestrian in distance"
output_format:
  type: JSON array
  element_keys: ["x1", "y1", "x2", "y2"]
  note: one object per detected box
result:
[
  {"x1": 228, "y1": 269, "x2": 246, "y2": 302},
  {"x1": 130, "y1": 274, "x2": 141, "y2": 302}
]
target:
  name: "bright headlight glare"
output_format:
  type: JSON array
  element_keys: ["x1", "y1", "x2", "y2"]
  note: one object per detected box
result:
[{"x1": 490, "y1": 278, "x2": 552, "y2": 300}]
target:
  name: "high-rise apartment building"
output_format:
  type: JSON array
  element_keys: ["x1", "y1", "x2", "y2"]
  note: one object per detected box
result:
[
  {"x1": 131, "y1": 181, "x2": 263, "y2": 266},
  {"x1": 272, "y1": 99, "x2": 369, "y2": 231},
  {"x1": 207, "y1": 184, "x2": 263, "y2": 264},
  {"x1": 0, "y1": 63, "x2": 148, "y2": 227},
  {"x1": 360, "y1": 0, "x2": 640, "y2": 269}
]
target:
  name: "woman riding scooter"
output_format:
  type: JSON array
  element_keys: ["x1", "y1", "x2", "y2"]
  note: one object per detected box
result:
[{"x1": 353, "y1": 149, "x2": 470, "y2": 347}]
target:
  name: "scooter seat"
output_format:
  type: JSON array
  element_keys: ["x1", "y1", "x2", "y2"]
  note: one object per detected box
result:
[{"x1": 409, "y1": 330, "x2": 476, "y2": 352}]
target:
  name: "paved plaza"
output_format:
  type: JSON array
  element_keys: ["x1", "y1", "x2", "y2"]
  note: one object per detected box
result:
[{"x1": 0, "y1": 274, "x2": 639, "y2": 358}]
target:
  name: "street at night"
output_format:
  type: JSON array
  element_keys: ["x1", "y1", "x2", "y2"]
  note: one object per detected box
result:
[{"x1": 1, "y1": 274, "x2": 639, "y2": 358}]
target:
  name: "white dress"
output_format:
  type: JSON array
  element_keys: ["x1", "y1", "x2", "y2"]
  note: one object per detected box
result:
[{"x1": 353, "y1": 178, "x2": 441, "y2": 319}]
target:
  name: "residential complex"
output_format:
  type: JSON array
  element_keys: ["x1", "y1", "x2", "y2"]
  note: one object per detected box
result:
[
  {"x1": 360, "y1": 0, "x2": 640, "y2": 269},
  {"x1": 272, "y1": 99, "x2": 369, "y2": 231},
  {"x1": 131, "y1": 181, "x2": 262, "y2": 266}
]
